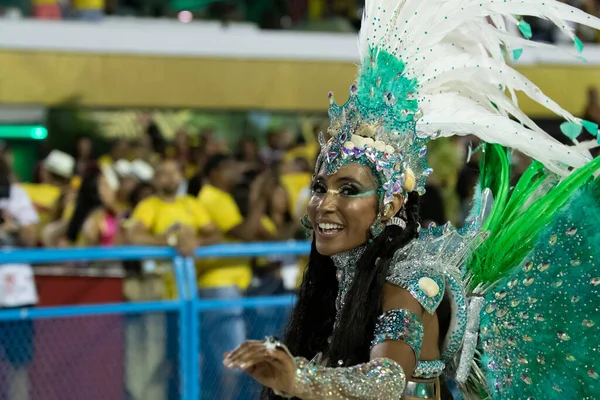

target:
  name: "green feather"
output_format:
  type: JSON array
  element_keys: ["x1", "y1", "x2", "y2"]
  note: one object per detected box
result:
[{"x1": 467, "y1": 145, "x2": 600, "y2": 288}]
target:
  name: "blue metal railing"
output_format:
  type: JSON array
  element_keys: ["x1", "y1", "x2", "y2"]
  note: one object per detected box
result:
[
  {"x1": 0, "y1": 241, "x2": 310, "y2": 263},
  {"x1": 0, "y1": 241, "x2": 309, "y2": 400}
]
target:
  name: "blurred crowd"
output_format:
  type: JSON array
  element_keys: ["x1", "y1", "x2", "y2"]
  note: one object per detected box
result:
[
  {"x1": 2, "y1": 0, "x2": 599, "y2": 45},
  {"x1": 0, "y1": 122, "x2": 320, "y2": 399},
  {"x1": 0, "y1": 120, "x2": 540, "y2": 400},
  {"x1": 0, "y1": 0, "x2": 361, "y2": 27},
  {"x1": 0, "y1": 116, "x2": 542, "y2": 297},
  {"x1": 0, "y1": 122, "x2": 321, "y2": 292}
]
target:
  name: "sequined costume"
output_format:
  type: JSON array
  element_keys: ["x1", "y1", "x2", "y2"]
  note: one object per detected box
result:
[
  {"x1": 273, "y1": 0, "x2": 600, "y2": 399},
  {"x1": 461, "y1": 145, "x2": 600, "y2": 399}
]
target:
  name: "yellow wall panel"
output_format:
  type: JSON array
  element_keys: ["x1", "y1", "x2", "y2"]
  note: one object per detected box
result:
[
  {"x1": 514, "y1": 65, "x2": 600, "y2": 117},
  {"x1": 0, "y1": 49, "x2": 596, "y2": 117},
  {"x1": 0, "y1": 50, "x2": 356, "y2": 111}
]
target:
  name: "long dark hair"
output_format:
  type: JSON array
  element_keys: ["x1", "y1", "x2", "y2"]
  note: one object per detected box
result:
[
  {"x1": 263, "y1": 192, "x2": 422, "y2": 399},
  {"x1": 66, "y1": 167, "x2": 103, "y2": 242}
]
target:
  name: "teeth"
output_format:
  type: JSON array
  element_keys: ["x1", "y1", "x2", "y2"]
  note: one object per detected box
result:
[{"x1": 318, "y1": 223, "x2": 344, "y2": 230}]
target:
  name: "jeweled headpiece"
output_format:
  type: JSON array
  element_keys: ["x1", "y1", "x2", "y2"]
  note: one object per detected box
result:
[
  {"x1": 318, "y1": 0, "x2": 600, "y2": 207},
  {"x1": 316, "y1": 48, "x2": 430, "y2": 206}
]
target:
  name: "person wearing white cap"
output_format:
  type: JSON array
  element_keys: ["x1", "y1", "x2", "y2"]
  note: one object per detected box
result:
[
  {"x1": 42, "y1": 150, "x2": 75, "y2": 183},
  {"x1": 130, "y1": 159, "x2": 154, "y2": 183},
  {"x1": 112, "y1": 159, "x2": 155, "y2": 214},
  {"x1": 22, "y1": 150, "x2": 76, "y2": 246},
  {"x1": 112, "y1": 159, "x2": 132, "y2": 181}
]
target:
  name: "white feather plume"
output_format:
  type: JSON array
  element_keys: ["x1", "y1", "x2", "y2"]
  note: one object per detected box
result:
[{"x1": 360, "y1": 0, "x2": 600, "y2": 174}]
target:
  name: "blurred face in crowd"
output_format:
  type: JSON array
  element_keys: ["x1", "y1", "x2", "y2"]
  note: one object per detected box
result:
[
  {"x1": 111, "y1": 139, "x2": 130, "y2": 160},
  {"x1": 41, "y1": 168, "x2": 70, "y2": 188},
  {"x1": 175, "y1": 130, "x2": 189, "y2": 151},
  {"x1": 155, "y1": 160, "x2": 182, "y2": 197},
  {"x1": 211, "y1": 158, "x2": 241, "y2": 192},
  {"x1": 0, "y1": 153, "x2": 11, "y2": 192},
  {"x1": 98, "y1": 175, "x2": 117, "y2": 210},
  {"x1": 137, "y1": 184, "x2": 155, "y2": 204},
  {"x1": 77, "y1": 137, "x2": 93, "y2": 159},
  {"x1": 130, "y1": 139, "x2": 151, "y2": 161},
  {"x1": 201, "y1": 132, "x2": 222, "y2": 158},
  {"x1": 307, "y1": 162, "x2": 379, "y2": 256},
  {"x1": 267, "y1": 131, "x2": 282, "y2": 150},
  {"x1": 239, "y1": 138, "x2": 258, "y2": 162},
  {"x1": 119, "y1": 176, "x2": 138, "y2": 203},
  {"x1": 1, "y1": 148, "x2": 14, "y2": 175},
  {"x1": 279, "y1": 129, "x2": 295, "y2": 151},
  {"x1": 205, "y1": 141, "x2": 220, "y2": 158}
]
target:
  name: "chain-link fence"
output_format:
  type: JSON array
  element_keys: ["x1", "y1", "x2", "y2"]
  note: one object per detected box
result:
[
  {"x1": 0, "y1": 299, "x2": 296, "y2": 400},
  {"x1": 0, "y1": 243, "x2": 309, "y2": 400},
  {"x1": 197, "y1": 298, "x2": 293, "y2": 400},
  {"x1": 0, "y1": 311, "x2": 181, "y2": 400}
]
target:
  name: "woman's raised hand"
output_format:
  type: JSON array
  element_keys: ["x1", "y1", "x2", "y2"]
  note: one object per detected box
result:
[{"x1": 223, "y1": 340, "x2": 296, "y2": 395}]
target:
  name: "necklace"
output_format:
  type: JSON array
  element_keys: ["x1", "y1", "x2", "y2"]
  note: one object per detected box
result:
[
  {"x1": 331, "y1": 245, "x2": 367, "y2": 323},
  {"x1": 318, "y1": 244, "x2": 367, "y2": 366}
]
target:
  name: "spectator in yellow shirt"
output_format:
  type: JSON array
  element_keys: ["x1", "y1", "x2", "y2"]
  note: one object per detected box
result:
[
  {"x1": 125, "y1": 158, "x2": 219, "y2": 400},
  {"x1": 197, "y1": 154, "x2": 270, "y2": 288},
  {"x1": 196, "y1": 153, "x2": 271, "y2": 400},
  {"x1": 127, "y1": 159, "x2": 219, "y2": 261}
]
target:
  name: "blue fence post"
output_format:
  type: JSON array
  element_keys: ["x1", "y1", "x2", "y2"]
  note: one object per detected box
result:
[
  {"x1": 172, "y1": 255, "x2": 190, "y2": 400},
  {"x1": 184, "y1": 256, "x2": 200, "y2": 400}
]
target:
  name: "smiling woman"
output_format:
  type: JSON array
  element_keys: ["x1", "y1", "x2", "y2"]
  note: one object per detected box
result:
[
  {"x1": 222, "y1": 0, "x2": 600, "y2": 399},
  {"x1": 308, "y1": 163, "x2": 379, "y2": 256}
]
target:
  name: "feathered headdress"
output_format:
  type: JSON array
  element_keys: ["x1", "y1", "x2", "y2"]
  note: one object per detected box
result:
[{"x1": 318, "y1": 0, "x2": 600, "y2": 207}]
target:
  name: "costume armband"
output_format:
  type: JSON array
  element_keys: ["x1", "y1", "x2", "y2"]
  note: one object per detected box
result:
[{"x1": 371, "y1": 309, "x2": 424, "y2": 361}]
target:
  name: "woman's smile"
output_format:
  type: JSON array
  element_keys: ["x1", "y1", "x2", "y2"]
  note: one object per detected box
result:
[
  {"x1": 307, "y1": 163, "x2": 379, "y2": 256},
  {"x1": 316, "y1": 221, "x2": 345, "y2": 238}
]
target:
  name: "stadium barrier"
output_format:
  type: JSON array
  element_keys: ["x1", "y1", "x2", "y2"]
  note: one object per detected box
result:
[{"x1": 0, "y1": 242, "x2": 310, "y2": 400}]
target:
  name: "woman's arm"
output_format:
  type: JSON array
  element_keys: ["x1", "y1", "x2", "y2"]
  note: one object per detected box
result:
[
  {"x1": 79, "y1": 210, "x2": 102, "y2": 246},
  {"x1": 289, "y1": 284, "x2": 424, "y2": 399},
  {"x1": 288, "y1": 357, "x2": 406, "y2": 400},
  {"x1": 225, "y1": 284, "x2": 425, "y2": 399},
  {"x1": 197, "y1": 223, "x2": 222, "y2": 246}
]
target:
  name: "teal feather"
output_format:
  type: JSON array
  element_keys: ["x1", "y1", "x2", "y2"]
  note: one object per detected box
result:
[{"x1": 355, "y1": 49, "x2": 419, "y2": 118}]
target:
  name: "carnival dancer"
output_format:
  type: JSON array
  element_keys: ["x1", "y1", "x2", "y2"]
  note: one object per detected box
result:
[{"x1": 224, "y1": 1, "x2": 600, "y2": 398}]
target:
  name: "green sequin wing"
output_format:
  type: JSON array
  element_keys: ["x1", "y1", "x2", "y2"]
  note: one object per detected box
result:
[{"x1": 479, "y1": 184, "x2": 600, "y2": 399}]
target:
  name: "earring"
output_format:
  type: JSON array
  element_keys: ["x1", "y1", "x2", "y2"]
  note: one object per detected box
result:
[
  {"x1": 386, "y1": 217, "x2": 407, "y2": 229},
  {"x1": 300, "y1": 215, "x2": 313, "y2": 239},
  {"x1": 369, "y1": 216, "x2": 385, "y2": 239},
  {"x1": 301, "y1": 215, "x2": 312, "y2": 230}
]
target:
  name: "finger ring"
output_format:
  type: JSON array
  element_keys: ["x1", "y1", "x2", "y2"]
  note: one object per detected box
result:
[{"x1": 264, "y1": 336, "x2": 281, "y2": 351}]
